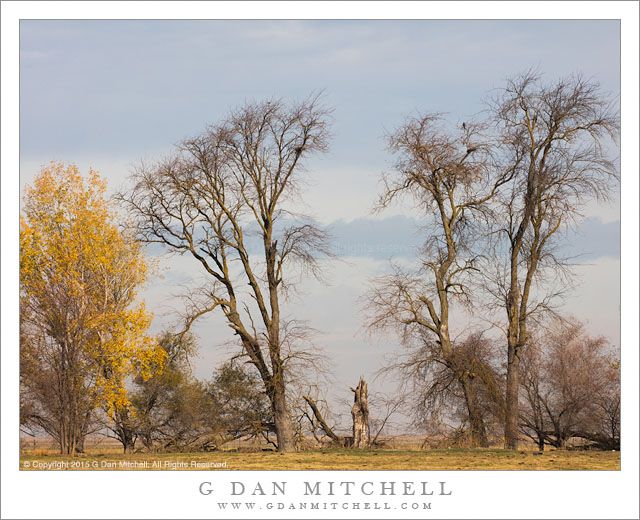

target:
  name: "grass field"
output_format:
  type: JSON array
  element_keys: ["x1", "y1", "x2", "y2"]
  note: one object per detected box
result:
[{"x1": 20, "y1": 447, "x2": 620, "y2": 471}]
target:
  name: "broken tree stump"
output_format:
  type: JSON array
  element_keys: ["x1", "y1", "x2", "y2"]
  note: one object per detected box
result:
[{"x1": 351, "y1": 377, "x2": 370, "y2": 449}]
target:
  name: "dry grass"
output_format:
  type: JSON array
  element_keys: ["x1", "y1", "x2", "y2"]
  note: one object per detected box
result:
[{"x1": 20, "y1": 447, "x2": 620, "y2": 471}]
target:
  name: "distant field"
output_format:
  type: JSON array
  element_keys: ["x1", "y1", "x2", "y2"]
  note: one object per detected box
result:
[{"x1": 20, "y1": 448, "x2": 620, "y2": 471}]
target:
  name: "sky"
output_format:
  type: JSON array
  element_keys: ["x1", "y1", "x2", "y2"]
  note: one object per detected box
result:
[{"x1": 19, "y1": 20, "x2": 621, "y2": 421}]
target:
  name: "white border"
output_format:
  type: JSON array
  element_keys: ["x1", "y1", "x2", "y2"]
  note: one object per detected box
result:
[{"x1": 2, "y1": 2, "x2": 638, "y2": 519}]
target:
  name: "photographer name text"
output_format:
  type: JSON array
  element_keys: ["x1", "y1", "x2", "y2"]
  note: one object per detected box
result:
[{"x1": 199, "y1": 480, "x2": 452, "y2": 497}]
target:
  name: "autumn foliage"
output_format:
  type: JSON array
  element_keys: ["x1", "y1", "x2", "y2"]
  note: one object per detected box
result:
[{"x1": 20, "y1": 163, "x2": 165, "y2": 454}]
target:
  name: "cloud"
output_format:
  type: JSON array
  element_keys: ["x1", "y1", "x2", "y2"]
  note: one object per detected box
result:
[
  {"x1": 565, "y1": 257, "x2": 621, "y2": 346},
  {"x1": 328, "y1": 215, "x2": 424, "y2": 259},
  {"x1": 324, "y1": 215, "x2": 620, "y2": 262},
  {"x1": 558, "y1": 217, "x2": 620, "y2": 260}
]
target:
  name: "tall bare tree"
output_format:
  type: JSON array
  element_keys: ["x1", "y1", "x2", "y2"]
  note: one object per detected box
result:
[
  {"x1": 367, "y1": 115, "x2": 509, "y2": 447},
  {"x1": 118, "y1": 96, "x2": 331, "y2": 452},
  {"x1": 488, "y1": 72, "x2": 619, "y2": 449}
]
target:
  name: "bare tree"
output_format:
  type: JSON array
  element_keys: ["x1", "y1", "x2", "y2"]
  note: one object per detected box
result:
[
  {"x1": 367, "y1": 114, "x2": 508, "y2": 447},
  {"x1": 590, "y1": 359, "x2": 621, "y2": 450},
  {"x1": 488, "y1": 71, "x2": 619, "y2": 449},
  {"x1": 520, "y1": 319, "x2": 620, "y2": 450},
  {"x1": 118, "y1": 96, "x2": 331, "y2": 452}
]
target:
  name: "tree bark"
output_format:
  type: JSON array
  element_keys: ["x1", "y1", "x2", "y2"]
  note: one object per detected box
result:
[
  {"x1": 460, "y1": 376, "x2": 489, "y2": 448},
  {"x1": 351, "y1": 378, "x2": 370, "y2": 449},
  {"x1": 505, "y1": 341, "x2": 520, "y2": 450},
  {"x1": 119, "y1": 426, "x2": 136, "y2": 454},
  {"x1": 505, "y1": 266, "x2": 523, "y2": 450},
  {"x1": 271, "y1": 377, "x2": 295, "y2": 452},
  {"x1": 303, "y1": 396, "x2": 344, "y2": 445}
]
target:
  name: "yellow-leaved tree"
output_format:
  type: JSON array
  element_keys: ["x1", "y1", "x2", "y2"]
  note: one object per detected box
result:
[{"x1": 20, "y1": 162, "x2": 165, "y2": 455}]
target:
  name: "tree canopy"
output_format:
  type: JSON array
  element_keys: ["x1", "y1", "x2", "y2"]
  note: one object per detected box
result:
[{"x1": 20, "y1": 162, "x2": 165, "y2": 454}]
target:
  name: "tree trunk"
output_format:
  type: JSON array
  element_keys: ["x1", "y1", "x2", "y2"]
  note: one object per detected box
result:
[
  {"x1": 351, "y1": 377, "x2": 370, "y2": 449},
  {"x1": 61, "y1": 433, "x2": 80, "y2": 455},
  {"x1": 141, "y1": 432, "x2": 154, "y2": 452},
  {"x1": 505, "y1": 341, "x2": 520, "y2": 450},
  {"x1": 460, "y1": 376, "x2": 488, "y2": 448},
  {"x1": 112, "y1": 406, "x2": 136, "y2": 454},
  {"x1": 75, "y1": 433, "x2": 85, "y2": 454},
  {"x1": 60, "y1": 434, "x2": 70, "y2": 456},
  {"x1": 59, "y1": 419, "x2": 81, "y2": 455},
  {"x1": 303, "y1": 396, "x2": 345, "y2": 446},
  {"x1": 272, "y1": 377, "x2": 295, "y2": 452},
  {"x1": 121, "y1": 431, "x2": 136, "y2": 454}
]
